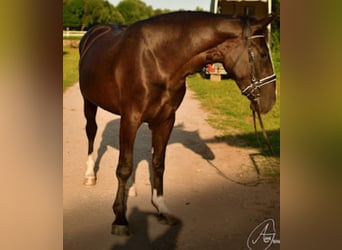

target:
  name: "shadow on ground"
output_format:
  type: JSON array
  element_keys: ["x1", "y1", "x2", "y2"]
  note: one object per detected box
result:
[
  {"x1": 93, "y1": 119, "x2": 279, "y2": 185},
  {"x1": 94, "y1": 119, "x2": 215, "y2": 183},
  {"x1": 110, "y1": 207, "x2": 183, "y2": 250},
  {"x1": 208, "y1": 129, "x2": 280, "y2": 158}
]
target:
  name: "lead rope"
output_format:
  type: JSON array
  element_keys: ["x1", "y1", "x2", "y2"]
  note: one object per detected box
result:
[
  {"x1": 205, "y1": 106, "x2": 273, "y2": 186},
  {"x1": 206, "y1": 159, "x2": 260, "y2": 186},
  {"x1": 205, "y1": 106, "x2": 274, "y2": 187},
  {"x1": 252, "y1": 104, "x2": 274, "y2": 155}
]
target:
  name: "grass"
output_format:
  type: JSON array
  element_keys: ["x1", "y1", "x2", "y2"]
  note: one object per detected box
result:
[
  {"x1": 63, "y1": 45, "x2": 79, "y2": 91},
  {"x1": 186, "y1": 75, "x2": 280, "y2": 157}
]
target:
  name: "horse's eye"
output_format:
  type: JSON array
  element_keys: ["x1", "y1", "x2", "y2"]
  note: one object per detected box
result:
[{"x1": 260, "y1": 53, "x2": 267, "y2": 58}]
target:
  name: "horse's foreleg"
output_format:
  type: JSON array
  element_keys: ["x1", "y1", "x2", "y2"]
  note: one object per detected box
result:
[
  {"x1": 150, "y1": 114, "x2": 178, "y2": 225},
  {"x1": 126, "y1": 170, "x2": 137, "y2": 197},
  {"x1": 112, "y1": 117, "x2": 140, "y2": 235},
  {"x1": 83, "y1": 99, "x2": 98, "y2": 186}
]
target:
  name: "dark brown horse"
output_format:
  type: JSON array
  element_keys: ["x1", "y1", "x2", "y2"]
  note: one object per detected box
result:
[{"x1": 78, "y1": 11, "x2": 276, "y2": 235}]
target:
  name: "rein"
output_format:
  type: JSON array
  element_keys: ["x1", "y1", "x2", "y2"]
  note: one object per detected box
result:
[
  {"x1": 247, "y1": 28, "x2": 275, "y2": 155},
  {"x1": 252, "y1": 104, "x2": 274, "y2": 154}
]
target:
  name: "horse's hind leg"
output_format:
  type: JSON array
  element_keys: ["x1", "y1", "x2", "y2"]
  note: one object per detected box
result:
[
  {"x1": 83, "y1": 98, "x2": 98, "y2": 186},
  {"x1": 150, "y1": 114, "x2": 178, "y2": 225}
]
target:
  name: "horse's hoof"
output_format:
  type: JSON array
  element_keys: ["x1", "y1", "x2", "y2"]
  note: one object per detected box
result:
[
  {"x1": 83, "y1": 176, "x2": 96, "y2": 186},
  {"x1": 157, "y1": 213, "x2": 178, "y2": 225},
  {"x1": 111, "y1": 224, "x2": 129, "y2": 236}
]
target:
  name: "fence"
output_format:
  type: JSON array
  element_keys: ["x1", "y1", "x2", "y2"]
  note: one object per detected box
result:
[{"x1": 63, "y1": 30, "x2": 86, "y2": 38}]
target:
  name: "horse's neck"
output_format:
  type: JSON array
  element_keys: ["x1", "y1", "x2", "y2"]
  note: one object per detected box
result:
[
  {"x1": 175, "y1": 37, "x2": 239, "y2": 80},
  {"x1": 138, "y1": 15, "x2": 243, "y2": 80},
  {"x1": 177, "y1": 18, "x2": 242, "y2": 65},
  {"x1": 184, "y1": 19, "x2": 241, "y2": 55}
]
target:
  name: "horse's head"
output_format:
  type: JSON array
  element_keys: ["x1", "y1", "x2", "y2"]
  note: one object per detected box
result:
[{"x1": 224, "y1": 15, "x2": 276, "y2": 114}]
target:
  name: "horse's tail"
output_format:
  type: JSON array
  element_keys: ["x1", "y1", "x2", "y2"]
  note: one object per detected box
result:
[{"x1": 79, "y1": 24, "x2": 128, "y2": 64}]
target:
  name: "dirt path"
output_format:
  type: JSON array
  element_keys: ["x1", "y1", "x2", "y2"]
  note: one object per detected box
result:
[{"x1": 63, "y1": 82, "x2": 279, "y2": 250}]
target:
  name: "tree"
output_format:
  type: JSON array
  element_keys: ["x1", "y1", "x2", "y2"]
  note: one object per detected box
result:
[
  {"x1": 63, "y1": 0, "x2": 84, "y2": 29},
  {"x1": 117, "y1": 0, "x2": 154, "y2": 25},
  {"x1": 271, "y1": 0, "x2": 280, "y2": 51},
  {"x1": 82, "y1": 0, "x2": 111, "y2": 29},
  {"x1": 105, "y1": 1, "x2": 125, "y2": 24},
  {"x1": 272, "y1": 0, "x2": 280, "y2": 35},
  {"x1": 195, "y1": 7, "x2": 205, "y2": 12},
  {"x1": 63, "y1": 0, "x2": 125, "y2": 30},
  {"x1": 153, "y1": 8, "x2": 171, "y2": 16}
]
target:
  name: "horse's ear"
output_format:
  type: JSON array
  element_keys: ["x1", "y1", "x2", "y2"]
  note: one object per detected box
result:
[
  {"x1": 251, "y1": 14, "x2": 275, "y2": 31},
  {"x1": 250, "y1": 14, "x2": 275, "y2": 34},
  {"x1": 259, "y1": 14, "x2": 275, "y2": 28}
]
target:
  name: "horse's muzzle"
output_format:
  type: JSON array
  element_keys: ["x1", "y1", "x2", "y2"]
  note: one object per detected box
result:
[{"x1": 250, "y1": 98, "x2": 275, "y2": 114}]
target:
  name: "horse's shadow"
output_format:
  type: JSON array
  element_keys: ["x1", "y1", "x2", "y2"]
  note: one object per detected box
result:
[
  {"x1": 94, "y1": 118, "x2": 215, "y2": 187},
  {"x1": 110, "y1": 207, "x2": 183, "y2": 250}
]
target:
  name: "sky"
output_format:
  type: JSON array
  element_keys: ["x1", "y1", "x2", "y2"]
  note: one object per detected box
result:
[{"x1": 108, "y1": 0, "x2": 212, "y2": 11}]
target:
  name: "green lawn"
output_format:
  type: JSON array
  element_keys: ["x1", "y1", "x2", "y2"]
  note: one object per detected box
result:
[
  {"x1": 187, "y1": 74, "x2": 280, "y2": 157},
  {"x1": 63, "y1": 46, "x2": 79, "y2": 91}
]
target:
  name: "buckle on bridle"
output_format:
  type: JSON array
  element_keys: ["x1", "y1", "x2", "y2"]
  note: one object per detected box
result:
[{"x1": 241, "y1": 73, "x2": 276, "y2": 99}]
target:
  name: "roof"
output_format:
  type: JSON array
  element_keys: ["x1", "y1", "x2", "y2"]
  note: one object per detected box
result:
[{"x1": 211, "y1": 0, "x2": 271, "y2": 17}]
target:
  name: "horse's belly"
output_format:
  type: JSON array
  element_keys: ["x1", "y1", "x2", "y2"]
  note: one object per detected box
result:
[{"x1": 80, "y1": 78, "x2": 121, "y2": 115}]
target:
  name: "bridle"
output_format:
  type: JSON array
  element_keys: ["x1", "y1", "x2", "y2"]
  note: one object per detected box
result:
[
  {"x1": 225, "y1": 26, "x2": 276, "y2": 100},
  {"x1": 229, "y1": 19, "x2": 277, "y2": 154},
  {"x1": 239, "y1": 20, "x2": 277, "y2": 101}
]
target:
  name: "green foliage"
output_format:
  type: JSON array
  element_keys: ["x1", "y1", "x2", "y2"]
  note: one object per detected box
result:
[
  {"x1": 63, "y1": 0, "x2": 170, "y2": 30},
  {"x1": 63, "y1": 47, "x2": 79, "y2": 91},
  {"x1": 270, "y1": 0, "x2": 280, "y2": 78},
  {"x1": 195, "y1": 7, "x2": 205, "y2": 12},
  {"x1": 63, "y1": 0, "x2": 84, "y2": 29},
  {"x1": 63, "y1": 0, "x2": 126, "y2": 29},
  {"x1": 271, "y1": 31, "x2": 280, "y2": 77},
  {"x1": 272, "y1": 0, "x2": 280, "y2": 35},
  {"x1": 82, "y1": 0, "x2": 124, "y2": 28},
  {"x1": 153, "y1": 8, "x2": 172, "y2": 16},
  {"x1": 117, "y1": 0, "x2": 154, "y2": 24}
]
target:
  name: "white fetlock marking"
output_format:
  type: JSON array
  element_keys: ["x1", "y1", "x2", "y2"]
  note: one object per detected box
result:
[
  {"x1": 85, "y1": 153, "x2": 95, "y2": 177},
  {"x1": 152, "y1": 189, "x2": 170, "y2": 214},
  {"x1": 128, "y1": 185, "x2": 137, "y2": 197}
]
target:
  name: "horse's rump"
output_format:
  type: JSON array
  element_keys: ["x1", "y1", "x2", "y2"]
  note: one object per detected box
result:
[{"x1": 79, "y1": 24, "x2": 127, "y2": 63}]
